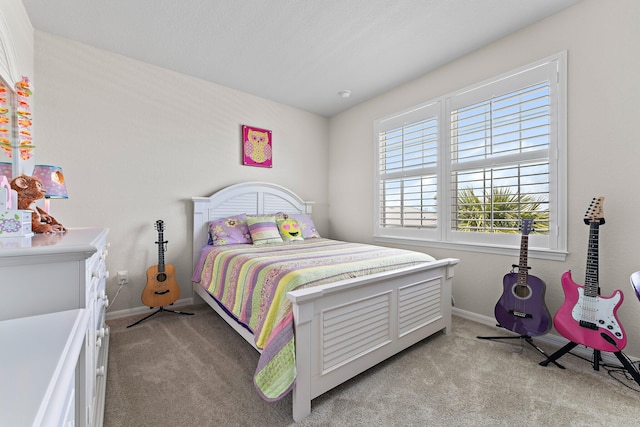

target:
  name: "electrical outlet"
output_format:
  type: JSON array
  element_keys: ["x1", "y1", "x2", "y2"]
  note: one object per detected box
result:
[{"x1": 117, "y1": 270, "x2": 129, "y2": 285}]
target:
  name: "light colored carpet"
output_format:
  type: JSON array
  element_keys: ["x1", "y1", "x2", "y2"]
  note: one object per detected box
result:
[{"x1": 104, "y1": 304, "x2": 640, "y2": 426}]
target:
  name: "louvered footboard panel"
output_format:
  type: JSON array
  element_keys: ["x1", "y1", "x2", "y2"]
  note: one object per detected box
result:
[
  {"x1": 288, "y1": 258, "x2": 457, "y2": 422},
  {"x1": 321, "y1": 292, "x2": 392, "y2": 373},
  {"x1": 398, "y1": 278, "x2": 442, "y2": 337}
]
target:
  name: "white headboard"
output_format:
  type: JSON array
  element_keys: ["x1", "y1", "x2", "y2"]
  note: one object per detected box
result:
[{"x1": 192, "y1": 182, "x2": 314, "y2": 267}]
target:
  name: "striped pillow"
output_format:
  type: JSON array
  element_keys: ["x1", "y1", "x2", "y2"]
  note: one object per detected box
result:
[{"x1": 247, "y1": 215, "x2": 283, "y2": 245}]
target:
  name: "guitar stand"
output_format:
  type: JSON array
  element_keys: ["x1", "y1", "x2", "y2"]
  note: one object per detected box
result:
[
  {"x1": 127, "y1": 305, "x2": 194, "y2": 328},
  {"x1": 478, "y1": 328, "x2": 565, "y2": 369},
  {"x1": 539, "y1": 341, "x2": 640, "y2": 387}
]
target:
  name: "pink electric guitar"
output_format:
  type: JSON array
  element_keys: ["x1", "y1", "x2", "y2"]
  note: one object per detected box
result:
[{"x1": 553, "y1": 197, "x2": 627, "y2": 352}]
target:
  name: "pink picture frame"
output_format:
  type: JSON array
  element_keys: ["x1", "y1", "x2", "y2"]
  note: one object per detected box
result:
[{"x1": 242, "y1": 125, "x2": 272, "y2": 168}]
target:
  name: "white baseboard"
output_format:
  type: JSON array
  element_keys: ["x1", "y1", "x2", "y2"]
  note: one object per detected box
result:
[
  {"x1": 452, "y1": 307, "x2": 638, "y2": 365},
  {"x1": 105, "y1": 297, "x2": 196, "y2": 321},
  {"x1": 106, "y1": 300, "x2": 637, "y2": 366}
]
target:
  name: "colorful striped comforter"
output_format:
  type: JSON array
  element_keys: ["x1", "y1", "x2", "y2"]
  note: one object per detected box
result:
[{"x1": 192, "y1": 238, "x2": 435, "y2": 401}]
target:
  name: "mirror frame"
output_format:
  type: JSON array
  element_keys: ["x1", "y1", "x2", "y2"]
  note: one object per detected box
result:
[{"x1": 0, "y1": 5, "x2": 33, "y2": 177}]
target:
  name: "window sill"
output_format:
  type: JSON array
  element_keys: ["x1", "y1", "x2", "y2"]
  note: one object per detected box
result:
[{"x1": 373, "y1": 235, "x2": 567, "y2": 262}]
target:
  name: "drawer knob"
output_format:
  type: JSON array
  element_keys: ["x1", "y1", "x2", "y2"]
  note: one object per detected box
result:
[{"x1": 98, "y1": 291, "x2": 110, "y2": 308}]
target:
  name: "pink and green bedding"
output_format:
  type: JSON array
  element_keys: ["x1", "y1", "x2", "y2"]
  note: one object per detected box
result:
[{"x1": 192, "y1": 238, "x2": 435, "y2": 401}]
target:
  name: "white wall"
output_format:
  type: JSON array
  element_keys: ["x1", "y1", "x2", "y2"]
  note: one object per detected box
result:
[
  {"x1": 329, "y1": 0, "x2": 640, "y2": 357},
  {"x1": 32, "y1": 33, "x2": 330, "y2": 314}
]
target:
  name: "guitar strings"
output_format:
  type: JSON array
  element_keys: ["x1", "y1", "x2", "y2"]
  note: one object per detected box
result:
[{"x1": 582, "y1": 223, "x2": 600, "y2": 325}]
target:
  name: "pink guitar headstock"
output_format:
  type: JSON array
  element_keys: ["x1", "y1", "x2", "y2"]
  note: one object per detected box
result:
[{"x1": 584, "y1": 196, "x2": 605, "y2": 225}]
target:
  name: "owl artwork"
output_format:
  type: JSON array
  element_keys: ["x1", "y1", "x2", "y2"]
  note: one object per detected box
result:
[{"x1": 243, "y1": 126, "x2": 272, "y2": 167}]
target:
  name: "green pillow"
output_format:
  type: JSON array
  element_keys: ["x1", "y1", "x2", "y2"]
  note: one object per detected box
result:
[{"x1": 247, "y1": 215, "x2": 283, "y2": 245}]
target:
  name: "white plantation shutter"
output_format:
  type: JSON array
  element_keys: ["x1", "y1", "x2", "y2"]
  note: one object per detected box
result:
[
  {"x1": 449, "y1": 80, "x2": 551, "y2": 234},
  {"x1": 374, "y1": 53, "x2": 566, "y2": 256},
  {"x1": 375, "y1": 102, "x2": 440, "y2": 240}
]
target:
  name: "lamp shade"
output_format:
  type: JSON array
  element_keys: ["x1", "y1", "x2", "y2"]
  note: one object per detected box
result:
[
  {"x1": 32, "y1": 164, "x2": 68, "y2": 199},
  {"x1": 0, "y1": 162, "x2": 11, "y2": 180}
]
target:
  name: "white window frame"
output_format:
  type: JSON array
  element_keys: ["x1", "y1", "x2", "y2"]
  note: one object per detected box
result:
[{"x1": 373, "y1": 52, "x2": 567, "y2": 261}]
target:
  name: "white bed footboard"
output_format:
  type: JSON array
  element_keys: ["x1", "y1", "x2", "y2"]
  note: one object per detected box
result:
[{"x1": 287, "y1": 258, "x2": 457, "y2": 422}]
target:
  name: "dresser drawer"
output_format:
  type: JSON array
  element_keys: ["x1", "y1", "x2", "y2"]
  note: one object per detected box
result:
[
  {"x1": 86, "y1": 238, "x2": 108, "y2": 303},
  {"x1": 61, "y1": 382, "x2": 76, "y2": 427},
  {"x1": 0, "y1": 228, "x2": 110, "y2": 319},
  {"x1": 94, "y1": 323, "x2": 109, "y2": 427}
]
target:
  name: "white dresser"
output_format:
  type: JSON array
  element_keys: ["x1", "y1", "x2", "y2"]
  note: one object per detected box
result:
[
  {"x1": 0, "y1": 228, "x2": 110, "y2": 427},
  {"x1": 0, "y1": 309, "x2": 89, "y2": 427}
]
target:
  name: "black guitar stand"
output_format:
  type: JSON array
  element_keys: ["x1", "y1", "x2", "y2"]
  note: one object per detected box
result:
[
  {"x1": 539, "y1": 340, "x2": 640, "y2": 387},
  {"x1": 478, "y1": 326, "x2": 565, "y2": 369},
  {"x1": 126, "y1": 305, "x2": 194, "y2": 328}
]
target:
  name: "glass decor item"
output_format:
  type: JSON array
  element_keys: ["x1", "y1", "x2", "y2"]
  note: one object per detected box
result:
[{"x1": 0, "y1": 162, "x2": 12, "y2": 180}]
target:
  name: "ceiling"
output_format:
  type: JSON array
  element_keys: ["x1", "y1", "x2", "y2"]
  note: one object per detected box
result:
[{"x1": 21, "y1": 0, "x2": 581, "y2": 117}]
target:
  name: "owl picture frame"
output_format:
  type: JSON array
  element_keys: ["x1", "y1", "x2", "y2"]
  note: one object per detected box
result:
[{"x1": 242, "y1": 125, "x2": 272, "y2": 168}]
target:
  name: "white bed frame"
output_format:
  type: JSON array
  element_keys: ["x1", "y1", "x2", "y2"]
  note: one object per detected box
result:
[{"x1": 192, "y1": 182, "x2": 459, "y2": 421}]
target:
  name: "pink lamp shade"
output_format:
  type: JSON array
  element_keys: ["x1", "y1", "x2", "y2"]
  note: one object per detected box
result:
[
  {"x1": 32, "y1": 164, "x2": 68, "y2": 199},
  {"x1": 0, "y1": 162, "x2": 12, "y2": 180}
]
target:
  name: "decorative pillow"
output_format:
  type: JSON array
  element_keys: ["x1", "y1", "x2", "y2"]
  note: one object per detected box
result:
[
  {"x1": 277, "y1": 218, "x2": 304, "y2": 241},
  {"x1": 247, "y1": 215, "x2": 283, "y2": 245},
  {"x1": 287, "y1": 214, "x2": 321, "y2": 238},
  {"x1": 208, "y1": 214, "x2": 251, "y2": 246}
]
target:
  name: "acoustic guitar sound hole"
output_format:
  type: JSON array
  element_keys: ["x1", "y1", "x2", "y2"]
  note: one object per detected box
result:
[
  {"x1": 514, "y1": 284, "x2": 531, "y2": 299},
  {"x1": 156, "y1": 272, "x2": 167, "y2": 282}
]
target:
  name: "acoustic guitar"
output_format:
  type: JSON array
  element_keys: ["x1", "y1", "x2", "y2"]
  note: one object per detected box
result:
[
  {"x1": 494, "y1": 218, "x2": 552, "y2": 337},
  {"x1": 553, "y1": 197, "x2": 627, "y2": 352},
  {"x1": 141, "y1": 220, "x2": 180, "y2": 308}
]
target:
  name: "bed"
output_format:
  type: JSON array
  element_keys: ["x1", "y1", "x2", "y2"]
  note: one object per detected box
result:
[{"x1": 192, "y1": 182, "x2": 459, "y2": 421}]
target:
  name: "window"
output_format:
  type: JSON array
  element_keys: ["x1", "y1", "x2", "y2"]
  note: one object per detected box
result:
[{"x1": 374, "y1": 53, "x2": 567, "y2": 259}]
